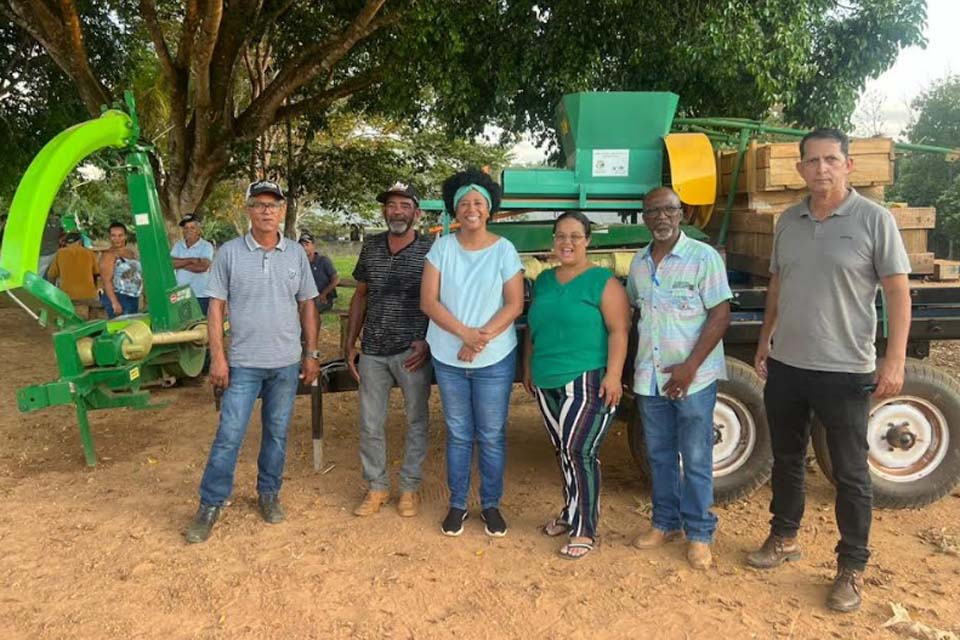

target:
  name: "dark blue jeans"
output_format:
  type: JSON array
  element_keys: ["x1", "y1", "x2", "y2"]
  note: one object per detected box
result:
[
  {"x1": 433, "y1": 348, "x2": 517, "y2": 510},
  {"x1": 637, "y1": 381, "x2": 719, "y2": 543},
  {"x1": 100, "y1": 292, "x2": 139, "y2": 318},
  {"x1": 199, "y1": 363, "x2": 301, "y2": 506}
]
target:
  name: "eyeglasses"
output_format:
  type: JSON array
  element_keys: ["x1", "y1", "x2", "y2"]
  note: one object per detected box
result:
[
  {"x1": 553, "y1": 233, "x2": 587, "y2": 244},
  {"x1": 642, "y1": 205, "x2": 682, "y2": 219},
  {"x1": 248, "y1": 201, "x2": 283, "y2": 212},
  {"x1": 800, "y1": 155, "x2": 845, "y2": 168}
]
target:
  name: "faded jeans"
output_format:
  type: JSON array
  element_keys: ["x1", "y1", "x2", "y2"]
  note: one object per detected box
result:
[
  {"x1": 358, "y1": 349, "x2": 432, "y2": 493},
  {"x1": 199, "y1": 363, "x2": 301, "y2": 506},
  {"x1": 433, "y1": 348, "x2": 517, "y2": 510},
  {"x1": 637, "y1": 381, "x2": 719, "y2": 543}
]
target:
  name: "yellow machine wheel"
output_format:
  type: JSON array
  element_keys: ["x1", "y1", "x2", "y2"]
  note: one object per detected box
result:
[{"x1": 663, "y1": 132, "x2": 718, "y2": 229}]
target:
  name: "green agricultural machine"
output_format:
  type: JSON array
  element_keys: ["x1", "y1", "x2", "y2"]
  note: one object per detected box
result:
[
  {"x1": 0, "y1": 92, "x2": 207, "y2": 466},
  {"x1": 412, "y1": 91, "x2": 960, "y2": 509}
]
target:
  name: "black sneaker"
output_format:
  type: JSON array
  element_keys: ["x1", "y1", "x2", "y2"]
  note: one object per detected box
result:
[
  {"x1": 185, "y1": 503, "x2": 221, "y2": 544},
  {"x1": 441, "y1": 508, "x2": 469, "y2": 536},
  {"x1": 481, "y1": 507, "x2": 508, "y2": 537},
  {"x1": 257, "y1": 493, "x2": 285, "y2": 524}
]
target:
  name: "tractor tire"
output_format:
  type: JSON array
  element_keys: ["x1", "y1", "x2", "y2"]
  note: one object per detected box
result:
[
  {"x1": 626, "y1": 357, "x2": 772, "y2": 505},
  {"x1": 812, "y1": 359, "x2": 960, "y2": 509}
]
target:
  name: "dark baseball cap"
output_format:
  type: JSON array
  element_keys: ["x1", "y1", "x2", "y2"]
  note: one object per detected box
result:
[
  {"x1": 64, "y1": 231, "x2": 82, "y2": 243},
  {"x1": 178, "y1": 213, "x2": 201, "y2": 227},
  {"x1": 246, "y1": 180, "x2": 286, "y2": 200},
  {"x1": 298, "y1": 231, "x2": 315, "y2": 244},
  {"x1": 376, "y1": 180, "x2": 420, "y2": 205}
]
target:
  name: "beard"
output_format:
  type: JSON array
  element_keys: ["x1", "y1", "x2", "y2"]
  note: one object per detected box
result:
[
  {"x1": 651, "y1": 226, "x2": 676, "y2": 242},
  {"x1": 388, "y1": 219, "x2": 411, "y2": 235}
]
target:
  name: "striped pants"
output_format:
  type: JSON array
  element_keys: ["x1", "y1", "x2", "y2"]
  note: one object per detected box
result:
[{"x1": 534, "y1": 369, "x2": 616, "y2": 540}]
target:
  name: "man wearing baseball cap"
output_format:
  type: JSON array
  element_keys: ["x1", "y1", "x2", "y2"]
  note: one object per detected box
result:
[
  {"x1": 170, "y1": 213, "x2": 215, "y2": 315},
  {"x1": 344, "y1": 180, "x2": 433, "y2": 518},
  {"x1": 186, "y1": 179, "x2": 319, "y2": 543},
  {"x1": 298, "y1": 231, "x2": 340, "y2": 314}
]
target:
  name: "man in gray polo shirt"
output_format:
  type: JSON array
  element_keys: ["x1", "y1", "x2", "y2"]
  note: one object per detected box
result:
[
  {"x1": 185, "y1": 180, "x2": 319, "y2": 544},
  {"x1": 748, "y1": 129, "x2": 911, "y2": 612}
]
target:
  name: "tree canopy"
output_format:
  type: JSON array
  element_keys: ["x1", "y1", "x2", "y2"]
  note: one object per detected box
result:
[
  {"x1": 889, "y1": 74, "x2": 960, "y2": 256},
  {"x1": 1, "y1": 0, "x2": 929, "y2": 230}
]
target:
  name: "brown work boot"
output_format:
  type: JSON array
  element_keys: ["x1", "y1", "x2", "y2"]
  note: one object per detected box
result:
[
  {"x1": 687, "y1": 541, "x2": 712, "y2": 570},
  {"x1": 353, "y1": 490, "x2": 389, "y2": 516},
  {"x1": 397, "y1": 491, "x2": 419, "y2": 517},
  {"x1": 746, "y1": 534, "x2": 801, "y2": 569},
  {"x1": 632, "y1": 527, "x2": 683, "y2": 549},
  {"x1": 826, "y1": 566, "x2": 864, "y2": 613}
]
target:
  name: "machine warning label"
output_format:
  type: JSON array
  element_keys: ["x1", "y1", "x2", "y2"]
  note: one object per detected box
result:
[
  {"x1": 134, "y1": 213, "x2": 150, "y2": 226},
  {"x1": 168, "y1": 289, "x2": 193, "y2": 304},
  {"x1": 592, "y1": 149, "x2": 629, "y2": 177},
  {"x1": 129, "y1": 367, "x2": 140, "y2": 381}
]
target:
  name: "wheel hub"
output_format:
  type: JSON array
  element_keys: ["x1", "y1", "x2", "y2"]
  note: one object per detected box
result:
[
  {"x1": 867, "y1": 396, "x2": 949, "y2": 482},
  {"x1": 712, "y1": 393, "x2": 756, "y2": 478}
]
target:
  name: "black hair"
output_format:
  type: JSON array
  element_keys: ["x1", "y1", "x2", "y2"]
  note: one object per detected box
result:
[
  {"x1": 108, "y1": 221, "x2": 128, "y2": 233},
  {"x1": 441, "y1": 168, "x2": 502, "y2": 215},
  {"x1": 800, "y1": 128, "x2": 849, "y2": 158},
  {"x1": 552, "y1": 211, "x2": 592, "y2": 237}
]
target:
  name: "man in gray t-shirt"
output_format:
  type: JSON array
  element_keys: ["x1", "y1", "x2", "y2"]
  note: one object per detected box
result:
[
  {"x1": 185, "y1": 180, "x2": 319, "y2": 544},
  {"x1": 747, "y1": 129, "x2": 911, "y2": 613}
]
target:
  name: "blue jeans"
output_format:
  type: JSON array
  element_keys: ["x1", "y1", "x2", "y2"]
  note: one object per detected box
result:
[
  {"x1": 100, "y1": 291, "x2": 139, "y2": 318},
  {"x1": 637, "y1": 381, "x2": 718, "y2": 543},
  {"x1": 433, "y1": 348, "x2": 517, "y2": 510},
  {"x1": 199, "y1": 363, "x2": 301, "y2": 506}
]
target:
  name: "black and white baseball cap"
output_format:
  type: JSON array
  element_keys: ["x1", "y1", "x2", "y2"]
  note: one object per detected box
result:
[{"x1": 246, "y1": 180, "x2": 286, "y2": 200}]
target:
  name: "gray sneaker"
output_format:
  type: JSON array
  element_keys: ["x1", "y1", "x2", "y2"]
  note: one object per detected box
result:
[
  {"x1": 257, "y1": 493, "x2": 285, "y2": 524},
  {"x1": 185, "y1": 504, "x2": 221, "y2": 544}
]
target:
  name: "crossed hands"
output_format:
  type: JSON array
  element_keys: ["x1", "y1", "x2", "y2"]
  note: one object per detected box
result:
[{"x1": 457, "y1": 327, "x2": 493, "y2": 363}]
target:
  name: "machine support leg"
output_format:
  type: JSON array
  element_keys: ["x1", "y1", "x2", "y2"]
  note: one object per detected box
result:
[
  {"x1": 76, "y1": 401, "x2": 97, "y2": 467},
  {"x1": 311, "y1": 378, "x2": 324, "y2": 471}
]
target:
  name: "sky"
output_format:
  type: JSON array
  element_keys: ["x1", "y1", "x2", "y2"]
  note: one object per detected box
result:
[
  {"x1": 509, "y1": 0, "x2": 959, "y2": 163},
  {"x1": 856, "y1": 0, "x2": 960, "y2": 138}
]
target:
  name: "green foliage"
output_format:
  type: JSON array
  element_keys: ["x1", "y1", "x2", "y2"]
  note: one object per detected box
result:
[{"x1": 889, "y1": 75, "x2": 960, "y2": 255}]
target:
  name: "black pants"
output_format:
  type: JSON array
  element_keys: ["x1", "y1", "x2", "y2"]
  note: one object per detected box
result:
[{"x1": 764, "y1": 358, "x2": 874, "y2": 570}]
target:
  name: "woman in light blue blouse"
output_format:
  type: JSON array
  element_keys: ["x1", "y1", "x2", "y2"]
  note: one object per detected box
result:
[{"x1": 421, "y1": 169, "x2": 524, "y2": 538}]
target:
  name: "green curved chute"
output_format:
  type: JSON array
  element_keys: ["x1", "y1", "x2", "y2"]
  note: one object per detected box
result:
[{"x1": 0, "y1": 110, "x2": 133, "y2": 292}]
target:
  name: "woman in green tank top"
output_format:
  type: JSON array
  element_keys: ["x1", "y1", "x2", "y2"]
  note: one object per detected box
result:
[{"x1": 522, "y1": 211, "x2": 631, "y2": 559}]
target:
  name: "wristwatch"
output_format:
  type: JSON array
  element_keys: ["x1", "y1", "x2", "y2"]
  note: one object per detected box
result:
[{"x1": 305, "y1": 350, "x2": 320, "y2": 360}]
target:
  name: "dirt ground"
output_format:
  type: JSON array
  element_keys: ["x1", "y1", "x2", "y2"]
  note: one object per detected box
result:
[{"x1": 1, "y1": 307, "x2": 959, "y2": 639}]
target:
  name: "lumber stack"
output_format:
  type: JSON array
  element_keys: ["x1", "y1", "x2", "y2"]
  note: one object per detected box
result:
[{"x1": 711, "y1": 137, "x2": 935, "y2": 277}]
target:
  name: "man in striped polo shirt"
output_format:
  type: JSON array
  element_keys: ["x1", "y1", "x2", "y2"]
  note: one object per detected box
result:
[
  {"x1": 344, "y1": 181, "x2": 433, "y2": 518},
  {"x1": 185, "y1": 180, "x2": 319, "y2": 544},
  {"x1": 627, "y1": 186, "x2": 732, "y2": 570}
]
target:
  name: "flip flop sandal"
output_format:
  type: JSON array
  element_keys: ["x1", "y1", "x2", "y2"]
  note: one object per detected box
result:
[
  {"x1": 541, "y1": 518, "x2": 571, "y2": 537},
  {"x1": 558, "y1": 541, "x2": 595, "y2": 560}
]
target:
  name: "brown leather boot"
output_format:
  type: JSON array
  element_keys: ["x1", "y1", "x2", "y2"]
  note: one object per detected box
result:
[
  {"x1": 353, "y1": 490, "x2": 389, "y2": 516},
  {"x1": 632, "y1": 528, "x2": 683, "y2": 549},
  {"x1": 397, "y1": 491, "x2": 419, "y2": 517},
  {"x1": 687, "y1": 542, "x2": 712, "y2": 570},
  {"x1": 746, "y1": 534, "x2": 801, "y2": 568},
  {"x1": 826, "y1": 566, "x2": 864, "y2": 612}
]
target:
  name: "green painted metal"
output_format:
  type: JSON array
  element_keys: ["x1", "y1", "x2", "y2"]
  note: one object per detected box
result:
[
  {"x1": 4, "y1": 91, "x2": 207, "y2": 466},
  {"x1": 502, "y1": 92, "x2": 679, "y2": 203},
  {"x1": 485, "y1": 221, "x2": 707, "y2": 253},
  {"x1": 0, "y1": 110, "x2": 133, "y2": 293}
]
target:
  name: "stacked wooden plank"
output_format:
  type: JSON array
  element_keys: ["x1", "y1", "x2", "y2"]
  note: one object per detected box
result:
[{"x1": 711, "y1": 137, "x2": 936, "y2": 277}]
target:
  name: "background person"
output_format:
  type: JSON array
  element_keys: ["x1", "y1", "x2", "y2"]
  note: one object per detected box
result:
[
  {"x1": 99, "y1": 221, "x2": 142, "y2": 318},
  {"x1": 421, "y1": 168, "x2": 524, "y2": 538},
  {"x1": 299, "y1": 231, "x2": 340, "y2": 315},
  {"x1": 522, "y1": 211, "x2": 630, "y2": 560},
  {"x1": 46, "y1": 231, "x2": 99, "y2": 302},
  {"x1": 170, "y1": 213, "x2": 215, "y2": 315}
]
